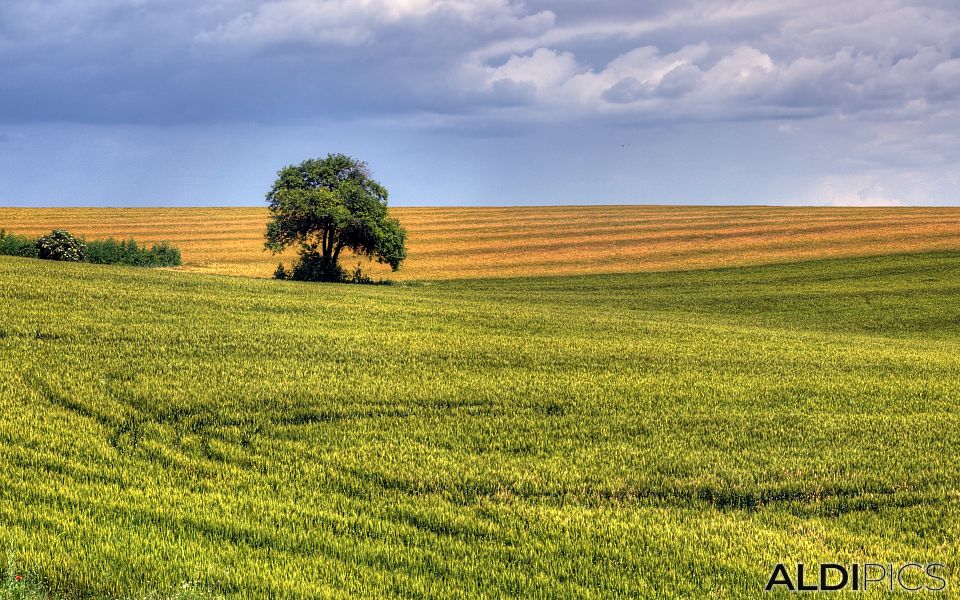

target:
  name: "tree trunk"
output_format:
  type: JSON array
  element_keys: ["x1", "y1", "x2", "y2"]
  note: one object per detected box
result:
[{"x1": 322, "y1": 227, "x2": 335, "y2": 260}]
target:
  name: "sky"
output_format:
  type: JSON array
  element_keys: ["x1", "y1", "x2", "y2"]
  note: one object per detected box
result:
[{"x1": 1, "y1": 0, "x2": 959, "y2": 206}]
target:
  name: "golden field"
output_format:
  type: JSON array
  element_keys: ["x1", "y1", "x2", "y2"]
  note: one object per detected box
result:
[{"x1": 1, "y1": 205, "x2": 959, "y2": 279}]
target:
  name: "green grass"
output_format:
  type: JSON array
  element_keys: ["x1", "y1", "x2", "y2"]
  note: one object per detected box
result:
[{"x1": 1, "y1": 252, "x2": 958, "y2": 598}]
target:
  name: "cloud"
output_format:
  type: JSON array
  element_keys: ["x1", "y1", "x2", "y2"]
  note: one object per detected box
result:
[
  {"x1": 808, "y1": 176, "x2": 906, "y2": 206},
  {"x1": 446, "y1": 0, "x2": 960, "y2": 130},
  {"x1": 802, "y1": 167, "x2": 960, "y2": 206},
  {"x1": 2, "y1": 0, "x2": 958, "y2": 130},
  {"x1": 198, "y1": 0, "x2": 556, "y2": 48},
  {"x1": 468, "y1": 22, "x2": 960, "y2": 124},
  {"x1": 1, "y1": 0, "x2": 960, "y2": 204}
]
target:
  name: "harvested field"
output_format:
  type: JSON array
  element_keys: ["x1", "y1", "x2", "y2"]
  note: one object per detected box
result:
[{"x1": 2, "y1": 205, "x2": 959, "y2": 279}]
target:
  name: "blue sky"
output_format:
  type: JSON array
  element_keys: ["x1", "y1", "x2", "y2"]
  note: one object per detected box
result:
[{"x1": 1, "y1": 0, "x2": 959, "y2": 206}]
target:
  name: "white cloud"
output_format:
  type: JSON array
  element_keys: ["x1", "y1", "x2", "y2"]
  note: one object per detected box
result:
[
  {"x1": 489, "y1": 48, "x2": 581, "y2": 91},
  {"x1": 469, "y1": 26, "x2": 960, "y2": 123},
  {"x1": 802, "y1": 168, "x2": 960, "y2": 206},
  {"x1": 808, "y1": 176, "x2": 905, "y2": 206},
  {"x1": 199, "y1": 0, "x2": 555, "y2": 47},
  {"x1": 453, "y1": 0, "x2": 960, "y2": 127}
]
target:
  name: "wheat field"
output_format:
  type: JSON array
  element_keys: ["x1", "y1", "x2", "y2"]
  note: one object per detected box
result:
[
  {"x1": 2, "y1": 206, "x2": 959, "y2": 280},
  {"x1": 2, "y1": 252, "x2": 959, "y2": 597}
]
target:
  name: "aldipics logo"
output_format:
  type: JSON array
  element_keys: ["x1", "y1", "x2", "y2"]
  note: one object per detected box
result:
[{"x1": 765, "y1": 563, "x2": 947, "y2": 593}]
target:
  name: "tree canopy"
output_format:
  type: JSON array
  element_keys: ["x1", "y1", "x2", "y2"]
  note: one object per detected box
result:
[{"x1": 265, "y1": 154, "x2": 407, "y2": 281}]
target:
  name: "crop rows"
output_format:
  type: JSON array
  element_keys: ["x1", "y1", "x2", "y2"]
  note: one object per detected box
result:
[{"x1": 2, "y1": 206, "x2": 960, "y2": 280}]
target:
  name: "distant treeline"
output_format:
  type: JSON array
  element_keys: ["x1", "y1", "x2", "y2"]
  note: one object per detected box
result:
[{"x1": 0, "y1": 228, "x2": 182, "y2": 267}]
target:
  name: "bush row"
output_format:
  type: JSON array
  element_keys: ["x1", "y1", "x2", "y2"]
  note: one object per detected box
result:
[
  {"x1": 86, "y1": 237, "x2": 182, "y2": 267},
  {"x1": 0, "y1": 228, "x2": 182, "y2": 267},
  {"x1": 0, "y1": 230, "x2": 38, "y2": 258}
]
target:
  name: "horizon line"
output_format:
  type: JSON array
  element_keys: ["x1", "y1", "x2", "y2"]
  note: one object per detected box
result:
[{"x1": 2, "y1": 203, "x2": 957, "y2": 210}]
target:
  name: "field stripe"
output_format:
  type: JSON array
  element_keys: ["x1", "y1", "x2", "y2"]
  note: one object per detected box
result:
[{"x1": 2, "y1": 206, "x2": 959, "y2": 280}]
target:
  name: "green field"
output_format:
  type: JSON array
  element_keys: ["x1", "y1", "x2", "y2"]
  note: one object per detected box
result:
[{"x1": 2, "y1": 252, "x2": 959, "y2": 598}]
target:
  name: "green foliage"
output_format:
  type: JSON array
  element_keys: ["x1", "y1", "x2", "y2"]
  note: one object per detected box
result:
[
  {"x1": 347, "y1": 263, "x2": 373, "y2": 284},
  {"x1": 283, "y1": 256, "x2": 378, "y2": 284},
  {"x1": 150, "y1": 242, "x2": 182, "y2": 268},
  {"x1": 2, "y1": 553, "x2": 44, "y2": 600},
  {"x1": 1, "y1": 253, "x2": 959, "y2": 597},
  {"x1": 85, "y1": 238, "x2": 182, "y2": 267},
  {"x1": 289, "y1": 251, "x2": 346, "y2": 282},
  {"x1": 265, "y1": 153, "x2": 407, "y2": 282},
  {"x1": 0, "y1": 230, "x2": 181, "y2": 267},
  {"x1": 0, "y1": 230, "x2": 38, "y2": 258},
  {"x1": 34, "y1": 230, "x2": 85, "y2": 262},
  {"x1": 83, "y1": 238, "x2": 123, "y2": 265},
  {"x1": 272, "y1": 262, "x2": 289, "y2": 280}
]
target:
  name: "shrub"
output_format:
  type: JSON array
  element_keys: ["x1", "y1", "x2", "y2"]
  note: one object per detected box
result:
[
  {"x1": 85, "y1": 238, "x2": 182, "y2": 267},
  {"x1": 123, "y1": 239, "x2": 148, "y2": 266},
  {"x1": 348, "y1": 264, "x2": 373, "y2": 284},
  {"x1": 290, "y1": 252, "x2": 346, "y2": 282},
  {"x1": 150, "y1": 241, "x2": 182, "y2": 267},
  {"x1": 0, "y1": 231, "x2": 38, "y2": 258},
  {"x1": 84, "y1": 238, "x2": 125, "y2": 265},
  {"x1": 282, "y1": 257, "x2": 379, "y2": 284},
  {"x1": 35, "y1": 229, "x2": 85, "y2": 262},
  {"x1": 0, "y1": 229, "x2": 181, "y2": 267}
]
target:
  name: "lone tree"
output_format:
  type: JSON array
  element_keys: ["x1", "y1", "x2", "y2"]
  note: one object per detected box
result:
[{"x1": 265, "y1": 154, "x2": 407, "y2": 282}]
